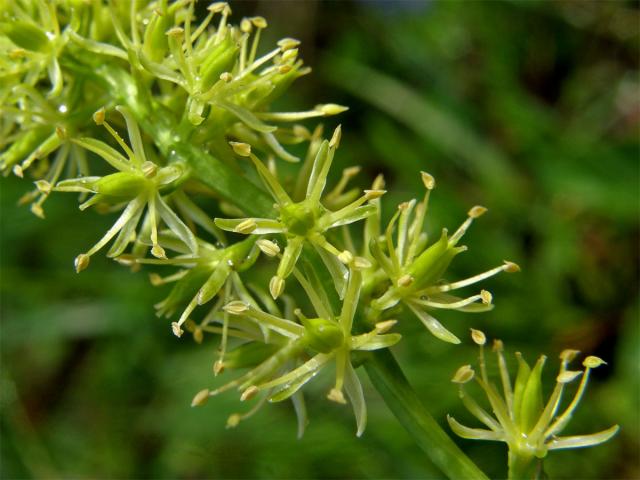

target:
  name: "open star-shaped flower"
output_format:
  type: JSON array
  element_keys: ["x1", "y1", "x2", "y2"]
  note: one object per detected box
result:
[
  {"x1": 215, "y1": 126, "x2": 385, "y2": 299},
  {"x1": 192, "y1": 257, "x2": 400, "y2": 437},
  {"x1": 368, "y1": 172, "x2": 519, "y2": 344},
  {"x1": 448, "y1": 330, "x2": 619, "y2": 476}
]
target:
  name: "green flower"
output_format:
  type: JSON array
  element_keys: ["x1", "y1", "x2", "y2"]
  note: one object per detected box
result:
[
  {"x1": 52, "y1": 107, "x2": 196, "y2": 271},
  {"x1": 215, "y1": 127, "x2": 385, "y2": 299},
  {"x1": 193, "y1": 257, "x2": 400, "y2": 437},
  {"x1": 0, "y1": 0, "x2": 70, "y2": 97},
  {"x1": 106, "y1": 1, "x2": 346, "y2": 163},
  {"x1": 368, "y1": 172, "x2": 519, "y2": 344},
  {"x1": 448, "y1": 330, "x2": 619, "y2": 478}
]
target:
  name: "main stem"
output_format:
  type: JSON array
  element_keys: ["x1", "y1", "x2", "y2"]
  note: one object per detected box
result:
[
  {"x1": 91, "y1": 63, "x2": 487, "y2": 480},
  {"x1": 365, "y1": 349, "x2": 489, "y2": 480}
]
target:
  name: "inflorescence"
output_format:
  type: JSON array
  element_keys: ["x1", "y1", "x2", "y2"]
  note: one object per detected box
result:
[{"x1": 0, "y1": 0, "x2": 617, "y2": 449}]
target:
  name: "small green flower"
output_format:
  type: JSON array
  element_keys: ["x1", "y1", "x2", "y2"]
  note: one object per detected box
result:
[
  {"x1": 193, "y1": 257, "x2": 400, "y2": 437},
  {"x1": 137, "y1": 235, "x2": 265, "y2": 341},
  {"x1": 368, "y1": 172, "x2": 519, "y2": 344},
  {"x1": 108, "y1": 1, "x2": 346, "y2": 162},
  {"x1": 215, "y1": 128, "x2": 385, "y2": 299},
  {"x1": 52, "y1": 107, "x2": 196, "y2": 271},
  {"x1": 448, "y1": 330, "x2": 619, "y2": 478},
  {"x1": 0, "y1": 0, "x2": 70, "y2": 97}
]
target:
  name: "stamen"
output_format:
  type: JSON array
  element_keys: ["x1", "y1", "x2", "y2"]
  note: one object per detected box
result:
[
  {"x1": 449, "y1": 205, "x2": 487, "y2": 246},
  {"x1": 427, "y1": 261, "x2": 520, "y2": 294}
]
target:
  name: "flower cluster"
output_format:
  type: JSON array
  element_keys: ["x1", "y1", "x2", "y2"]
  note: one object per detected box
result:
[
  {"x1": 191, "y1": 257, "x2": 400, "y2": 437},
  {"x1": 0, "y1": 1, "x2": 618, "y2": 458},
  {"x1": 363, "y1": 172, "x2": 520, "y2": 343},
  {"x1": 448, "y1": 330, "x2": 619, "y2": 475},
  {"x1": 1, "y1": 1, "x2": 345, "y2": 216},
  {"x1": 215, "y1": 126, "x2": 384, "y2": 299}
]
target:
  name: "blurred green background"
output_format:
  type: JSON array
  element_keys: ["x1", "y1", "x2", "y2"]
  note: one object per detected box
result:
[{"x1": 1, "y1": 1, "x2": 638, "y2": 478}]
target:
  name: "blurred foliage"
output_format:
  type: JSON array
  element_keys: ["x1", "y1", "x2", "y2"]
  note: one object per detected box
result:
[{"x1": 1, "y1": 1, "x2": 638, "y2": 479}]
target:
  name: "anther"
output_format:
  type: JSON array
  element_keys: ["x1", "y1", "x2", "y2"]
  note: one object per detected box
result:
[
  {"x1": 421, "y1": 171, "x2": 435, "y2": 190},
  {"x1": 480, "y1": 290, "x2": 492, "y2": 304},
  {"x1": 229, "y1": 141, "x2": 251, "y2": 157},
  {"x1": 269, "y1": 275, "x2": 285, "y2": 299},
  {"x1": 223, "y1": 301, "x2": 249, "y2": 315},
  {"x1": 470, "y1": 328, "x2": 486, "y2": 346},
  {"x1": 451, "y1": 365, "x2": 475, "y2": 384},
  {"x1": 583, "y1": 356, "x2": 606, "y2": 369},
  {"x1": 557, "y1": 370, "x2": 582, "y2": 384},
  {"x1": 337, "y1": 250, "x2": 353, "y2": 265},
  {"x1": 559, "y1": 349, "x2": 580, "y2": 362},
  {"x1": 251, "y1": 16, "x2": 267, "y2": 28},
  {"x1": 468, "y1": 205, "x2": 488, "y2": 218},
  {"x1": 191, "y1": 388, "x2": 211, "y2": 407},
  {"x1": 213, "y1": 360, "x2": 225, "y2": 375},
  {"x1": 277, "y1": 37, "x2": 300, "y2": 51},
  {"x1": 208, "y1": 2, "x2": 228, "y2": 13},
  {"x1": 166, "y1": 27, "x2": 184, "y2": 38},
  {"x1": 329, "y1": 124, "x2": 342, "y2": 149},
  {"x1": 234, "y1": 219, "x2": 257, "y2": 234},
  {"x1": 35, "y1": 180, "x2": 52, "y2": 194},
  {"x1": 364, "y1": 189, "x2": 386, "y2": 200},
  {"x1": 241, "y1": 385, "x2": 259, "y2": 401},
  {"x1": 352, "y1": 256, "x2": 372, "y2": 270},
  {"x1": 503, "y1": 261, "x2": 520, "y2": 273},
  {"x1": 171, "y1": 322, "x2": 184, "y2": 337},
  {"x1": 93, "y1": 108, "x2": 106, "y2": 125},
  {"x1": 397, "y1": 274, "x2": 414, "y2": 287},
  {"x1": 257, "y1": 239, "x2": 280, "y2": 257},
  {"x1": 74, "y1": 253, "x2": 90, "y2": 273},
  {"x1": 327, "y1": 388, "x2": 346, "y2": 404},
  {"x1": 375, "y1": 319, "x2": 397, "y2": 334}
]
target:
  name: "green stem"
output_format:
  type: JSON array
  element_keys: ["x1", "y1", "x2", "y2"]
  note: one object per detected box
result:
[
  {"x1": 508, "y1": 450, "x2": 540, "y2": 480},
  {"x1": 365, "y1": 349, "x2": 489, "y2": 480}
]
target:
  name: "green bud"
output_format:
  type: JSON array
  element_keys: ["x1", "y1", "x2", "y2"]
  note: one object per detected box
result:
[
  {"x1": 199, "y1": 34, "x2": 239, "y2": 91},
  {"x1": 519, "y1": 356, "x2": 546, "y2": 433},
  {"x1": 301, "y1": 317, "x2": 344, "y2": 354},
  {"x1": 408, "y1": 231, "x2": 464, "y2": 290},
  {"x1": 1, "y1": 21, "x2": 51, "y2": 53},
  {"x1": 93, "y1": 172, "x2": 149, "y2": 198},
  {"x1": 0, "y1": 126, "x2": 50, "y2": 171},
  {"x1": 142, "y1": 8, "x2": 173, "y2": 62},
  {"x1": 224, "y1": 342, "x2": 280, "y2": 370},
  {"x1": 280, "y1": 201, "x2": 317, "y2": 236},
  {"x1": 513, "y1": 352, "x2": 531, "y2": 431}
]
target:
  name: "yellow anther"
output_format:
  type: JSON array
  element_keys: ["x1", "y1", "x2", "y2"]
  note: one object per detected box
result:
[{"x1": 191, "y1": 389, "x2": 210, "y2": 407}]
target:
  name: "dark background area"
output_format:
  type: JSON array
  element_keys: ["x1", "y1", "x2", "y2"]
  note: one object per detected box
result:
[{"x1": 1, "y1": 1, "x2": 639, "y2": 478}]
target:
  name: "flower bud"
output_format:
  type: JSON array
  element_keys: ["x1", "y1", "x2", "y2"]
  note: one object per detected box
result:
[
  {"x1": 142, "y1": 9, "x2": 173, "y2": 62},
  {"x1": 1, "y1": 21, "x2": 51, "y2": 53},
  {"x1": 93, "y1": 172, "x2": 149, "y2": 198},
  {"x1": 199, "y1": 34, "x2": 239, "y2": 91},
  {"x1": 408, "y1": 231, "x2": 464, "y2": 290},
  {"x1": 298, "y1": 312, "x2": 344, "y2": 354},
  {"x1": 0, "y1": 126, "x2": 50, "y2": 171}
]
